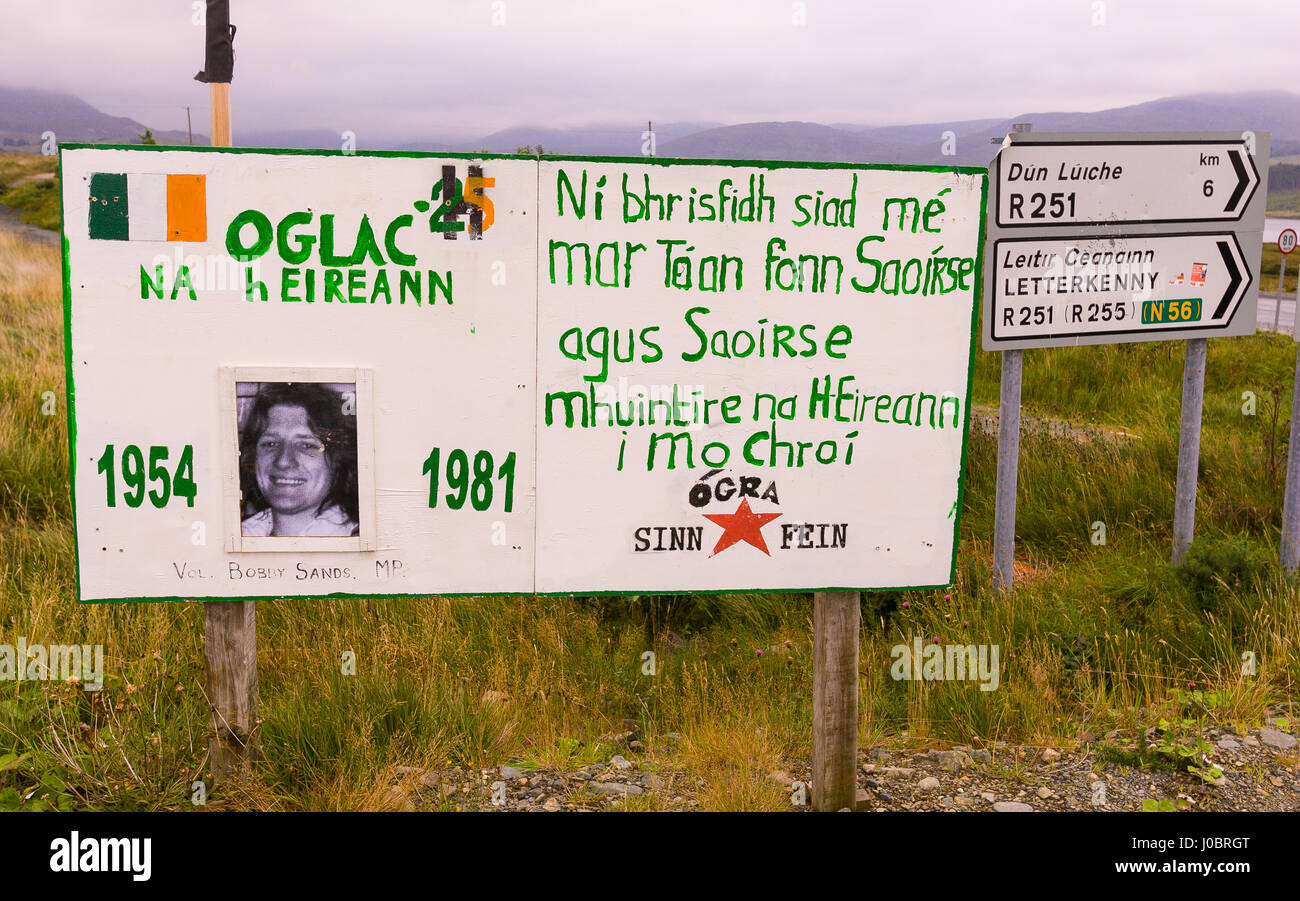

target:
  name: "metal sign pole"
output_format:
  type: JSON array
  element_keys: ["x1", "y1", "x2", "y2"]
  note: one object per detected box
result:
[
  {"x1": 990, "y1": 123, "x2": 1031, "y2": 594},
  {"x1": 993, "y1": 349, "x2": 1023, "y2": 592},
  {"x1": 1279, "y1": 228, "x2": 1298, "y2": 334},
  {"x1": 1172, "y1": 338, "x2": 1208, "y2": 564},
  {"x1": 1276, "y1": 255, "x2": 1286, "y2": 331},
  {"x1": 1280, "y1": 344, "x2": 1300, "y2": 571}
]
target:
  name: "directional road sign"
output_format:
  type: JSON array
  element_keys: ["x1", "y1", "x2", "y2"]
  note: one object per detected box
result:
[
  {"x1": 990, "y1": 231, "x2": 1250, "y2": 343},
  {"x1": 983, "y1": 130, "x2": 1269, "y2": 349},
  {"x1": 995, "y1": 138, "x2": 1260, "y2": 227}
]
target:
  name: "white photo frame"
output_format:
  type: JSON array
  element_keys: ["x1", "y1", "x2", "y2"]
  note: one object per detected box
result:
[{"x1": 220, "y1": 366, "x2": 376, "y2": 553}]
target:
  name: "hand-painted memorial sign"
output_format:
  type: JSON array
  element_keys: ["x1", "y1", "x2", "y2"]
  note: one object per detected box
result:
[{"x1": 59, "y1": 145, "x2": 986, "y2": 601}]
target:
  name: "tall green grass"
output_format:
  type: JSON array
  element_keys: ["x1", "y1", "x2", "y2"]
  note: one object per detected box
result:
[
  {"x1": 0, "y1": 230, "x2": 1296, "y2": 810},
  {"x1": 0, "y1": 153, "x2": 59, "y2": 231}
]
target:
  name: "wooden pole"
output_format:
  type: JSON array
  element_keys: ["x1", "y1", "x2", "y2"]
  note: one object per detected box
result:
[
  {"x1": 202, "y1": 75, "x2": 259, "y2": 778},
  {"x1": 209, "y1": 83, "x2": 231, "y2": 147},
  {"x1": 204, "y1": 599, "x2": 260, "y2": 774},
  {"x1": 812, "y1": 591, "x2": 859, "y2": 811}
]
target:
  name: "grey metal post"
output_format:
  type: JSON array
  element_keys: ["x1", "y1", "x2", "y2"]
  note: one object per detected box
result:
[
  {"x1": 1279, "y1": 346, "x2": 1300, "y2": 571},
  {"x1": 1275, "y1": 256, "x2": 1286, "y2": 331},
  {"x1": 1172, "y1": 338, "x2": 1208, "y2": 564},
  {"x1": 990, "y1": 122, "x2": 1032, "y2": 595},
  {"x1": 993, "y1": 349, "x2": 1023, "y2": 592}
]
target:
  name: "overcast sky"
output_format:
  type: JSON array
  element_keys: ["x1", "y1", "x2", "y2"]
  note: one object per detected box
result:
[{"x1": 2, "y1": 0, "x2": 1295, "y2": 140}]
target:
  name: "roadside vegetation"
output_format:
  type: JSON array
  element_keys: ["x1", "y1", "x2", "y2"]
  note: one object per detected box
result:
[
  {"x1": 0, "y1": 153, "x2": 59, "y2": 231},
  {"x1": 0, "y1": 159, "x2": 1296, "y2": 810}
]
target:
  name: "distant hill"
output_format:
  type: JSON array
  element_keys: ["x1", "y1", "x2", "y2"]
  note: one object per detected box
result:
[
  {"x1": 404, "y1": 121, "x2": 722, "y2": 156},
  {"x1": 663, "y1": 92, "x2": 1300, "y2": 167},
  {"x1": 237, "y1": 128, "x2": 359, "y2": 150},
  {"x1": 0, "y1": 86, "x2": 199, "y2": 150},
  {"x1": 4, "y1": 84, "x2": 1298, "y2": 178},
  {"x1": 656, "y1": 121, "x2": 894, "y2": 163}
]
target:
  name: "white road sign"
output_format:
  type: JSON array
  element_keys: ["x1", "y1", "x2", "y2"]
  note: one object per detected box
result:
[
  {"x1": 995, "y1": 139, "x2": 1260, "y2": 227},
  {"x1": 983, "y1": 130, "x2": 1269, "y2": 350},
  {"x1": 1279, "y1": 227, "x2": 1297, "y2": 255},
  {"x1": 989, "y1": 232, "x2": 1252, "y2": 343}
]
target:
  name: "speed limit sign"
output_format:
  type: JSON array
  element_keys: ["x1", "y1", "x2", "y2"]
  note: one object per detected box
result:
[{"x1": 1281, "y1": 228, "x2": 1298, "y2": 255}]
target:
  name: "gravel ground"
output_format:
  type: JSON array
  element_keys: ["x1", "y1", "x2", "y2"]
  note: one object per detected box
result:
[{"x1": 385, "y1": 708, "x2": 1299, "y2": 812}]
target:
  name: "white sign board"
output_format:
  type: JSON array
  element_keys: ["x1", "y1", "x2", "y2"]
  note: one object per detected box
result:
[
  {"x1": 60, "y1": 145, "x2": 986, "y2": 601},
  {"x1": 995, "y1": 139, "x2": 1260, "y2": 226},
  {"x1": 991, "y1": 232, "x2": 1251, "y2": 342},
  {"x1": 983, "y1": 130, "x2": 1269, "y2": 350}
]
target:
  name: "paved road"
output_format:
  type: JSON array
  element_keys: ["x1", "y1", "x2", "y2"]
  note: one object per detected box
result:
[
  {"x1": 0, "y1": 203, "x2": 56, "y2": 246},
  {"x1": 1258, "y1": 294, "x2": 1296, "y2": 336}
]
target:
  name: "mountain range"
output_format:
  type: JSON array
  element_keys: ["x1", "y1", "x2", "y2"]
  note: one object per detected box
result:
[{"x1": 2, "y1": 85, "x2": 1298, "y2": 168}]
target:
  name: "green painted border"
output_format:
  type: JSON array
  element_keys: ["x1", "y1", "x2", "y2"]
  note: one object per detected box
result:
[
  {"x1": 56, "y1": 148, "x2": 82, "y2": 602},
  {"x1": 77, "y1": 582, "x2": 950, "y2": 605},
  {"x1": 57, "y1": 142, "x2": 986, "y2": 603}
]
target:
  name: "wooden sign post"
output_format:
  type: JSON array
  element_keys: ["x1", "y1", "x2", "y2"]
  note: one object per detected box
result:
[
  {"x1": 204, "y1": 600, "x2": 260, "y2": 775},
  {"x1": 812, "y1": 591, "x2": 859, "y2": 811},
  {"x1": 199, "y1": 0, "x2": 259, "y2": 779}
]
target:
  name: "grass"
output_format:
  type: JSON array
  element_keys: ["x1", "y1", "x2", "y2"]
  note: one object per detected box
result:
[
  {"x1": 0, "y1": 153, "x2": 59, "y2": 231},
  {"x1": 1261, "y1": 243, "x2": 1300, "y2": 294},
  {"x1": 0, "y1": 153, "x2": 55, "y2": 190},
  {"x1": 1, "y1": 203, "x2": 1299, "y2": 810},
  {"x1": 1267, "y1": 189, "x2": 1300, "y2": 218}
]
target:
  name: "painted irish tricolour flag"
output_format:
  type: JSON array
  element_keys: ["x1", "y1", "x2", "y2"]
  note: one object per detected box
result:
[{"x1": 87, "y1": 173, "x2": 207, "y2": 242}]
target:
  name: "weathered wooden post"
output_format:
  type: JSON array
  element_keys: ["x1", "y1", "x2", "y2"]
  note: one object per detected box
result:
[
  {"x1": 197, "y1": 0, "x2": 259, "y2": 778},
  {"x1": 204, "y1": 601, "x2": 260, "y2": 774},
  {"x1": 812, "y1": 591, "x2": 859, "y2": 811}
]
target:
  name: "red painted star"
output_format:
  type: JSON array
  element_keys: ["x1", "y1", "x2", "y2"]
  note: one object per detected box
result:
[{"x1": 702, "y1": 498, "x2": 782, "y2": 557}]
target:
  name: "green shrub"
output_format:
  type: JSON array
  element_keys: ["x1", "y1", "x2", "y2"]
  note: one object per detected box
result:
[{"x1": 1173, "y1": 534, "x2": 1276, "y2": 610}]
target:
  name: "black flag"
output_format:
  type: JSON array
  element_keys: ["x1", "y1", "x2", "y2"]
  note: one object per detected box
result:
[{"x1": 194, "y1": 0, "x2": 235, "y2": 84}]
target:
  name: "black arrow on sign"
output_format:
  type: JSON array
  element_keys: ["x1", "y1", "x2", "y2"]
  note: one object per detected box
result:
[
  {"x1": 1212, "y1": 238, "x2": 1243, "y2": 319},
  {"x1": 1223, "y1": 149, "x2": 1253, "y2": 214}
]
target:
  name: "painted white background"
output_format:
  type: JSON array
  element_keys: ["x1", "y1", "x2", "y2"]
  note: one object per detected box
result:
[
  {"x1": 535, "y1": 160, "x2": 984, "y2": 592},
  {"x1": 64, "y1": 148, "x2": 538, "y2": 600},
  {"x1": 64, "y1": 149, "x2": 983, "y2": 600}
]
